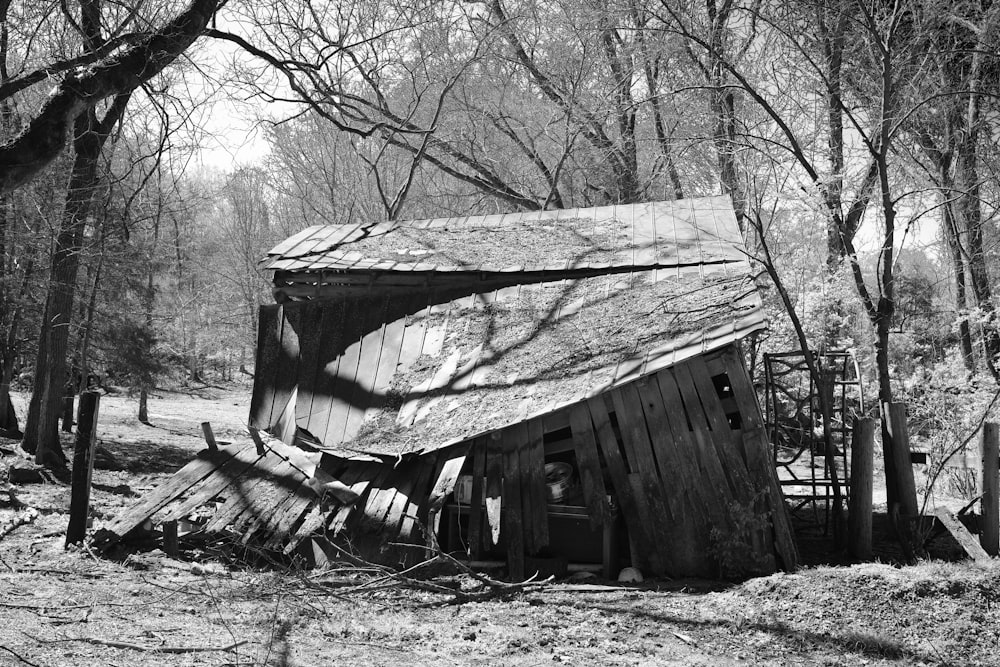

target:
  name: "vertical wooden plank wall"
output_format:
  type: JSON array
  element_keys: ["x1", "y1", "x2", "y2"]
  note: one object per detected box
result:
[
  {"x1": 552, "y1": 346, "x2": 793, "y2": 577},
  {"x1": 249, "y1": 306, "x2": 280, "y2": 430}
]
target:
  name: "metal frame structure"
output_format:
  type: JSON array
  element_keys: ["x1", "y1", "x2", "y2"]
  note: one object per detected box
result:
[{"x1": 763, "y1": 351, "x2": 864, "y2": 531}]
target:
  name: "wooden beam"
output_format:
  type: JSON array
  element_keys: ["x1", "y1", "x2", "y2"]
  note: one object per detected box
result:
[
  {"x1": 200, "y1": 422, "x2": 218, "y2": 452},
  {"x1": 934, "y1": 508, "x2": 991, "y2": 563},
  {"x1": 982, "y1": 422, "x2": 999, "y2": 557}
]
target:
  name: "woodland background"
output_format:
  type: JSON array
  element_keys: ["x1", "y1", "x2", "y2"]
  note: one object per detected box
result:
[{"x1": 0, "y1": 0, "x2": 998, "y2": 490}]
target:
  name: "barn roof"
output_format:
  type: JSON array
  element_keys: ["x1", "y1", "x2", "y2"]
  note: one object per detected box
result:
[
  {"x1": 263, "y1": 196, "x2": 745, "y2": 274},
  {"x1": 283, "y1": 265, "x2": 765, "y2": 458}
]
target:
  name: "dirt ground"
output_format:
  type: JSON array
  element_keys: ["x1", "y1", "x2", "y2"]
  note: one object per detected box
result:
[{"x1": 1, "y1": 384, "x2": 999, "y2": 667}]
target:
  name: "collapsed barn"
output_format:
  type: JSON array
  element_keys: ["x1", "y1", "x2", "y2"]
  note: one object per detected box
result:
[{"x1": 99, "y1": 197, "x2": 797, "y2": 579}]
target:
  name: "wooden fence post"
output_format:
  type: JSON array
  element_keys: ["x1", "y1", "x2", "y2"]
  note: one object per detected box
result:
[
  {"x1": 848, "y1": 417, "x2": 875, "y2": 560},
  {"x1": 201, "y1": 422, "x2": 219, "y2": 452},
  {"x1": 982, "y1": 422, "x2": 999, "y2": 557},
  {"x1": 886, "y1": 403, "x2": 919, "y2": 517},
  {"x1": 66, "y1": 391, "x2": 100, "y2": 547}
]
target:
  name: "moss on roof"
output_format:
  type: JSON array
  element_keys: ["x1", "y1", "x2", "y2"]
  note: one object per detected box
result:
[{"x1": 334, "y1": 269, "x2": 761, "y2": 457}]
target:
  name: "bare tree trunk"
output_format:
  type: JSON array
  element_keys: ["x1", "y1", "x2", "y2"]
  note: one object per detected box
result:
[
  {"x1": 23, "y1": 113, "x2": 103, "y2": 465},
  {"x1": 23, "y1": 89, "x2": 130, "y2": 466},
  {"x1": 943, "y1": 196, "x2": 976, "y2": 374},
  {"x1": 956, "y1": 140, "x2": 1000, "y2": 378}
]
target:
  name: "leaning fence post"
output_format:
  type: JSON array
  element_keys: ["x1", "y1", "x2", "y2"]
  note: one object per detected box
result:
[
  {"x1": 982, "y1": 422, "x2": 999, "y2": 557},
  {"x1": 66, "y1": 391, "x2": 100, "y2": 547},
  {"x1": 848, "y1": 417, "x2": 875, "y2": 560},
  {"x1": 201, "y1": 421, "x2": 219, "y2": 452}
]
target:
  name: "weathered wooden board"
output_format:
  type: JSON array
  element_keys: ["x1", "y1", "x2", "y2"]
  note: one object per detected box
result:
[
  {"x1": 611, "y1": 384, "x2": 675, "y2": 523},
  {"x1": 286, "y1": 462, "x2": 377, "y2": 552},
  {"x1": 342, "y1": 298, "x2": 391, "y2": 440},
  {"x1": 671, "y1": 362, "x2": 739, "y2": 499},
  {"x1": 609, "y1": 383, "x2": 679, "y2": 574},
  {"x1": 467, "y1": 438, "x2": 487, "y2": 557},
  {"x1": 196, "y1": 446, "x2": 291, "y2": 533},
  {"x1": 161, "y1": 448, "x2": 270, "y2": 523},
  {"x1": 635, "y1": 376, "x2": 701, "y2": 521},
  {"x1": 302, "y1": 299, "x2": 348, "y2": 443},
  {"x1": 688, "y1": 353, "x2": 772, "y2": 571},
  {"x1": 653, "y1": 369, "x2": 719, "y2": 529},
  {"x1": 395, "y1": 456, "x2": 439, "y2": 541},
  {"x1": 97, "y1": 446, "x2": 244, "y2": 544},
  {"x1": 934, "y1": 507, "x2": 992, "y2": 563},
  {"x1": 525, "y1": 420, "x2": 550, "y2": 553},
  {"x1": 722, "y1": 347, "x2": 798, "y2": 570},
  {"x1": 366, "y1": 312, "x2": 407, "y2": 416},
  {"x1": 249, "y1": 307, "x2": 280, "y2": 430},
  {"x1": 485, "y1": 433, "x2": 504, "y2": 547},
  {"x1": 420, "y1": 447, "x2": 467, "y2": 544},
  {"x1": 500, "y1": 426, "x2": 526, "y2": 580},
  {"x1": 683, "y1": 356, "x2": 756, "y2": 503},
  {"x1": 234, "y1": 456, "x2": 307, "y2": 543},
  {"x1": 294, "y1": 304, "x2": 325, "y2": 430},
  {"x1": 585, "y1": 396, "x2": 654, "y2": 562},
  {"x1": 354, "y1": 464, "x2": 399, "y2": 532},
  {"x1": 322, "y1": 300, "x2": 370, "y2": 445},
  {"x1": 566, "y1": 404, "x2": 608, "y2": 528},
  {"x1": 268, "y1": 306, "x2": 301, "y2": 433}
]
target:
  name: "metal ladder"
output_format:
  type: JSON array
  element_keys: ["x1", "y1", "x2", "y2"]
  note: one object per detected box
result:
[{"x1": 763, "y1": 351, "x2": 864, "y2": 532}]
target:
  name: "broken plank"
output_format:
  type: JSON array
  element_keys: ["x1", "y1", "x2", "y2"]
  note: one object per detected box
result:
[
  {"x1": 400, "y1": 454, "x2": 447, "y2": 542},
  {"x1": 199, "y1": 446, "x2": 292, "y2": 533},
  {"x1": 99, "y1": 446, "x2": 247, "y2": 541},
  {"x1": 233, "y1": 457, "x2": 312, "y2": 543},
  {"x1": 934, "y1": 507, "x2": 992, "y2": 563},
  {"x1": 428, "y1": 448, "x2": 468, "y2": 513},
  {"x1": 390, "y1": 457, "x2": 436, "y2": 541},
  {"x1": 284, "y1": 462, "x2": 374, "y2": 553},
  {"x1": 485, "y1": 433, "x2": 504, "y2": 547}
]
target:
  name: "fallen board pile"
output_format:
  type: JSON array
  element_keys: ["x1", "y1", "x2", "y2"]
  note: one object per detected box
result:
[{"x1": 93, "y1": 432, "x2": 466, "y2": 561}]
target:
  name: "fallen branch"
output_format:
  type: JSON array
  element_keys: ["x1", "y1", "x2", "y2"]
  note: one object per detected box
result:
[
  {"x1": 76, "y1": 637, "x2": 248, "y2": 654},
  {"x1": 23, "y1": 631, "x2": 247, "y2": 654},
  {"x1": 0, "y1": 507, "x2": 38, "y2": 541},
  {"x1": 0, "y1": 644, "x2": 40, "y2": 667}
]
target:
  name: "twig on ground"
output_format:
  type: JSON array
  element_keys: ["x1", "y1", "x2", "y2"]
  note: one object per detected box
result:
[
  {"x1": 0, "y1": 644, "x2": 40, "y2": 666},
  {"x1": 669, "y1": 630, "x2": 698, "y2": 647},
  {"x1": 22, "y1": 631, "x2": 247, "y2": 654},
  {"x1": 16, "y1": 566, "x2": 105, "y2": 578},
  {"x1": 76, "y1": 637, "x2": 249, "y2": 654}
]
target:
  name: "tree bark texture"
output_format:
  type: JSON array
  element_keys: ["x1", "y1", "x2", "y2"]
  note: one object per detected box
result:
[
  {"x1": 0, "y1": 0, "x2": 221, "y2": 195},
  {"x1": 23, "y1": 111, "x2": 105, "y2": 465}
]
